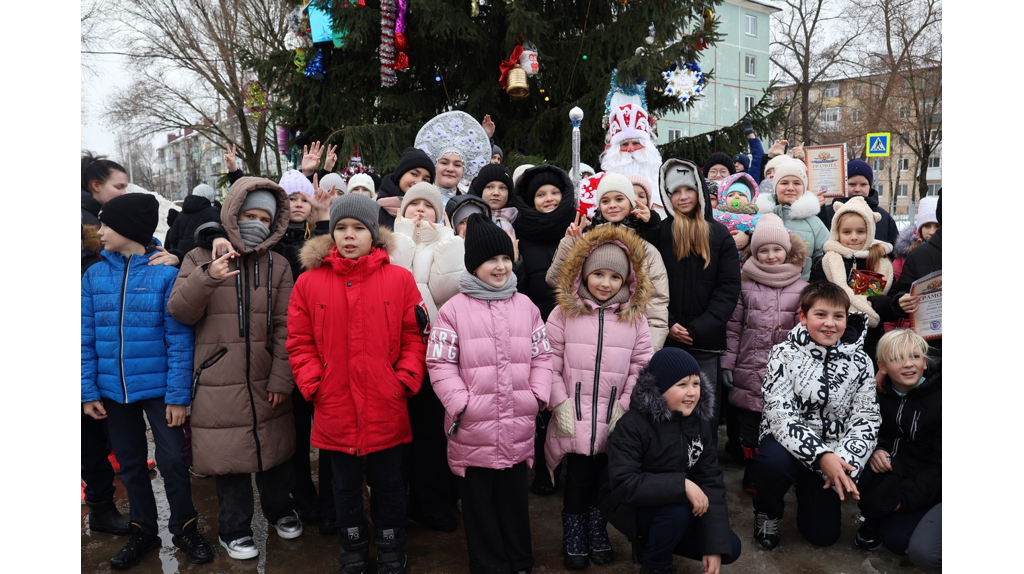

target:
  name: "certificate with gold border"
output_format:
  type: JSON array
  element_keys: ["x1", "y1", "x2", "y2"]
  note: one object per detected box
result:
[{"x1": 804, "y1": 144, "x2": 848, "y2": 199}]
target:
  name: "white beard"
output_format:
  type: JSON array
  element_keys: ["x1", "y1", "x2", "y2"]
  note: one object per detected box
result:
[{"x1": 600, "y1": 144, "x2": 665, "y2": 210}]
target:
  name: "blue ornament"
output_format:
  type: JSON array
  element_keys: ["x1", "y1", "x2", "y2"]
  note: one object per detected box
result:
[
  {"x1": 435, "y1": 75, "x2": 442, "y2": 82},
  {"x1": 304, "y1": 49, "x2": 325, "y2": 82}
]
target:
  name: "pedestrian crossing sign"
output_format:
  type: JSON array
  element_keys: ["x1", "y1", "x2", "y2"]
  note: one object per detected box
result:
[{"x1": 866, "y1": 133, "x2": 890, "y2": 157}]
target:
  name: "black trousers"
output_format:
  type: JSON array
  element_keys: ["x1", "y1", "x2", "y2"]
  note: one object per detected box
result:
[
  {"x1": 81, "y1": 414, "x2": 116, "y2": 505},
  {"x1": 462, "y1": 463, "x2": 533, "y2": 574},
  {"x1": 636, "y1": 503, "x2": 742, "y2": 570},
  {"x1": 330, "y1": 446, "x2": 406, "y2": 530},
  {"x1": 752, "y1": 435, "x2": 842, "y2": 547},
  {"x1": 405, "y1": 380, "x2": 455, "y2": 518},
  {"x1": 737, "y1": 408, "x2": 763, "y2": 450},
  {"x1": 104, "y1": 399, "x2": 197, "y2": 537},
  {"x1": 214, "y1": 462, "x2": 297, "y2": 543},
  {"x1": 289, "y1": 388, "x2": 336, "y2": 521},
  {"x1": 563, "y1": 453, "x2": 608, "y2": 514}
]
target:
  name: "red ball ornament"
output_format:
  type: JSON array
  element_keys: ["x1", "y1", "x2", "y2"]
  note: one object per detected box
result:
[
  {"x1": 394, "y1": 53, "x2": 409, "y2": 70},
  {"x1": 395, "y1": 33, "x2": 408, "y2": 52}
]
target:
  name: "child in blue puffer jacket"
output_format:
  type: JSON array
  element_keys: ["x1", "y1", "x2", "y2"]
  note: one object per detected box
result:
[{"x1": 82, "y1": 193, "x2": 215, "y2": 569}]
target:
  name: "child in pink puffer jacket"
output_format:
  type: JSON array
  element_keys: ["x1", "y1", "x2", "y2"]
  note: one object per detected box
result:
[
  {"x1": 427, "y1": 214, "x2": 552, "y2": 574},
  {"x1": 721, "y1": 214, "x2": 808, "y2": 495},
  {"x1": 543, "y1": 224, "x2": 654, "y2": 569}
]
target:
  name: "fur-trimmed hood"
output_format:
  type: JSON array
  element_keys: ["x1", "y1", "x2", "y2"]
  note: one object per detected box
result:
[
  {"x1": 554, "y1": 224, "x2": 653, "y2": 324},
  {"x1": 628, "y1": 368, "x2": 715, "y2": 424},
  {"x1": 221, "y1": 176, "x2": 290, "y2": 256},
  {"x1": 894, "y1": 225, "x2": 918, "y2": 258},
  {"x1": 756, "y1": 187, "x2": 821, "y2": 220},
  {"x1": 299, "y1": 227, "x2": 398, "y2": 271},
  {"x1": 715, "y1": 172, "x2": 760, "y2": 205}
]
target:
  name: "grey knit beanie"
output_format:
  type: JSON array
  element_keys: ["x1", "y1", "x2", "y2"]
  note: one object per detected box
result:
[
  {"x1": 400, "y1": 182, "x2": 445, "y2": 224},
  {"x1": 664, "y1": 164, "x2": 698, "y2": 194},
  {"x1": 192, "y1": 183, "x2": 216, "y2": 201},
  {"x1": 582, "y1": 243, "x2": 630, "y2": 279},
  {"x1": 330, "y1": 193, "x2": 381, "y2": 240},
  {"x1": 239, "y1": 190, "x2": 278, "y2": 219}
]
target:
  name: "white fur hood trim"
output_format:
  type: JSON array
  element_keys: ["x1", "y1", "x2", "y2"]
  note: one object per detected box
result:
[{"x1": 756, "y1": 190, "x2": 821, "y2": 220}]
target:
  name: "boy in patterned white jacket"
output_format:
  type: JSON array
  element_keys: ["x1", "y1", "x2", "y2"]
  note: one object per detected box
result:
[{"x1": 752, "y1": 282, "x2": 880, "y2": 551}]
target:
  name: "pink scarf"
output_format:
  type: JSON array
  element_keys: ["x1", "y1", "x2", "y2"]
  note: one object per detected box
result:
[{"x1": 741, "y1": 257, "x2": 802, "y2": 288}]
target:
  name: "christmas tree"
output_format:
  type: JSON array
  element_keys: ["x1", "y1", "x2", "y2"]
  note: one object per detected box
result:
[{"x1": 270, "y1": 0, "x2": 785, "y2": 174}]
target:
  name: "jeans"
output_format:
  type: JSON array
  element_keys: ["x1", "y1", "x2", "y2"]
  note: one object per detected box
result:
[
  {"x1": 329, "y1": 446, "x2": 406, "y2": 530},
  {"x1": 907, "y1": 503, "x2": 941, "y2": 571},
  {"x1": 103, "y1": 398, "x2": 197, "y2": 536},
  {"x1": 753, "y1": 435, "x2": 842, "y2": 547},
  {"x1": 636, "y1": 503, "x2": 741, "y2": 570},
  {"x1": 214, "y1": 462, "x2": 297, "y2": 542}
]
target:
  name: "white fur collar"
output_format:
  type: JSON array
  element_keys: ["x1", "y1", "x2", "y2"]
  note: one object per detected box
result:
[{"x1": 756, "y1": 190, "x2": 821, "y2": 220}]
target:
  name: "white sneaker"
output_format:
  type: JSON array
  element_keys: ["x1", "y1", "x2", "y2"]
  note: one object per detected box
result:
[
  {"x1": 219, "y1": 536, "x2": 259, "y2": 560},
  {"x1": 274, "y1": 512, "x2": 304, "y2": 540}
]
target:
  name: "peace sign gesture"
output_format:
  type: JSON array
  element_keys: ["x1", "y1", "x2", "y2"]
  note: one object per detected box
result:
[
  {"x1": 323, "y1": 144, "x2": 339, "y2": 172},
  {"x1": 631, "y1": 201, "x2": 650, "y2": 223},
  {"x1": 224, "y1": 143, "x2": 238, "y2": 172},
  {"x1": 566, "y1": 212, "x2": 589, "y2": 238}
]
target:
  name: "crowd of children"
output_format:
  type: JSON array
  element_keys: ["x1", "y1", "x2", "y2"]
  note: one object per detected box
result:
[{"x1": 82, "y1": 123, "x2": 942, "y2": 573}]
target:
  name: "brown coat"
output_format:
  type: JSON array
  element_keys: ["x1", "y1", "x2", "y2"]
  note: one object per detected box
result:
[{"x1": 168, "y1": 176, "x2": 296, "y2": 476}]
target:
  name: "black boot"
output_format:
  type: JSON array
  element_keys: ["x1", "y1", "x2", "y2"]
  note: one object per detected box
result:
[
  {"x1": 110, "y1": 523, "x2": 161, "y2": 569},
  {"x1": 88, "y1": 501, "x2": 130, "y2": 536},
  {"x1": 338, "y1": 524, "x2": 369, "y2": 574},
  {"x1": 587, "y1": 507, "x2": 613, "y2": 564},
  {"x1": 374, "y1": 525, "x2": 407, "y2": 574},
  {"x1": 171, "y1": 518, "x2": 215, "y2": 565},
  {"x1": 561, "y1": 511, "x2": 589, "y2": 569}
]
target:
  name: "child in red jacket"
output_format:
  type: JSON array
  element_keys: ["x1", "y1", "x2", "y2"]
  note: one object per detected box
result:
[{"x1": 287, "y1": 194, "x2": 429, "y2": 574}]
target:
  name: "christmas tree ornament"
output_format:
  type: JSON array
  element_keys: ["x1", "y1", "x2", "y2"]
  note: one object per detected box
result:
[
  {"x1": 304, "y1": 49, "x2": 326, "y2": 82},
  {"x1": 414, "y1": 111, "x2": 490, "y2": 183},
  {"x1": 243, "y1": 78, "x2": 270, "y2": 121},
  {"x1": 519, "y1": 41, "x2": 539, "y2": 75},
  {"x1": 645, "y1": 22, "x2": 655, "y2": 45},
  {"x1": 661, "y1": 61, "x2": 705, "y2": 105},
  {"x1": 393, "y1": 0, "x2": 409, "y2": 71},
  {"x1": 380, "y1": 0, "x2": 397, "y2": 86},
  {"x1": 499, "y1": 45, "x2": 529, "y2": 100},
  {"x1": 294, "y1": 48, "x2": 307, "y2": 73}
]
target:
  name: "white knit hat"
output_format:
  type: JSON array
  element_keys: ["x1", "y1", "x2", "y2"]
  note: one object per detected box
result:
[{"x1": 595, "y1": 173, "x2": 637, "y2": 209}]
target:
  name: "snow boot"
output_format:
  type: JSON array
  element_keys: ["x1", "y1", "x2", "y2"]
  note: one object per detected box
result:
[
  {"x1": 374, "y1": 525, "x2": 407, "y2": 574},
  {"x1": 88, "y1": 501, "x2": 130, "y2": 536},
  {"x1": 338, "y1": 524, "x2": 369, "y2": 574},
  {"x1": 587, "y1": 506, "x2": 613, "y2": 564},
  {"x1": 742, "y1": 446, "x2": 758, "y2": 494},
  {"x1": 562, "y1": 511, "x2": 589, "y2": 569}
]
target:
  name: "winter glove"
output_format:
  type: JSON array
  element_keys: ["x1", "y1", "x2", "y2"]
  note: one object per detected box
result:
[
  {"x1": 721, "y1": 369, "x2": 734, "y2": 390},
  {"x1": 607, "y1": 401, "x2": 628, "y2": 435},
  {"x1": 551, "y1": 399, "x2": 576, "y2": 438}
]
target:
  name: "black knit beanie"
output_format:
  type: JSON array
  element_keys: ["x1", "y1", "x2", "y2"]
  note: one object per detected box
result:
[
  {"x1": 99, "y1": 193, "x2": 159, "y2": 247},
  {"x1": 733, "y1": 153, "x2": 750, "y2": 171},
  {"x1": 646, "y1": 348, "x2": 702, "y2": 394},
  {"x1": 394, "y1": 147, "x2": 436, "y2": 184},
  {"x1": 469, "y1": 164, "x2": 514, "y2": 199},
  {"x1": 702, "y1": 152, "x2": 735, "y2": 178},
  {"x1": 464, "y1": 213, "x2": 514, "y2": 272},
  {"x1": 525, "y1": 170, "x2": 567, "y2": 201}
]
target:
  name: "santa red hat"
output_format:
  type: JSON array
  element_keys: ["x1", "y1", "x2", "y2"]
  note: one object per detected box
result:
[{"x1": 608, "y1": 104, "x2": 652, "y2": 147}]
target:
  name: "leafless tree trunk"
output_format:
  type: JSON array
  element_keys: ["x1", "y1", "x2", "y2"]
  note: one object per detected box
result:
[
  {"x1": 853, "y1": 0, "x2": 942, "y2": 204},
  {"x1": 770, "y1": 0, "x2": 866, "y2": 144},
  {"x1": 103, "y1": 0, "x2": 290, "y2": 175},
  {"x1": 115, "y1": 133, "x2": 157, "y2": 192}
]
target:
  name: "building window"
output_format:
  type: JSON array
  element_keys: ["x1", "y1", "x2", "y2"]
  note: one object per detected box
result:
[
  {"x1": 744, "y1": 95, "x2": 755, "y2": 113},
  {"x1": 822, "y1": 107, "x2": 840, "y2": 123},
  {"x1": 871, "y1": 158, "x2": 884, "y2": 171},
  {"x1": 745, "y1": 14, "x2": 757, "y2": 36},
  {"x1": 927, "y1": 183, "x2": 941, "y2": 196},
  {"x1": 745, "y1": 55, "x2": 756, "y2": 76},
  {"x1": 876, "y1": 184, "x2": 884, "y2": 198},
  {"x1": 898, "y1": 158, "x2": 910, "y2": 172},
  {"x1": 898, "y1": 184, "x2": 909, "y2": 198},
  {"x1": 928, "y1": 155, "x2": 940, "y2": 168},
  {"x1": 899, "y1": 106, "x2": 911, "y2": 119},
  {"x1": 822, "y1": 85, "x2": 839, "y2": 98},
  {"x1": 667, "y1": 129, "x2": 683, "y2": 142},
  {"x1": 852, "y1": 109, "x2": 864, "y2": 122}
]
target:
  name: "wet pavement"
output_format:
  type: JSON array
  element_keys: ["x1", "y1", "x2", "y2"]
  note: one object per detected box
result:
[{"x1": 82, "y1": 429, "x2": 928, "y2": 573}]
